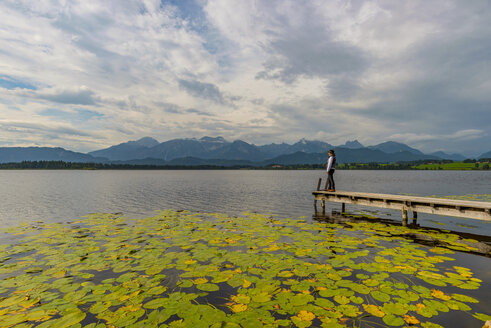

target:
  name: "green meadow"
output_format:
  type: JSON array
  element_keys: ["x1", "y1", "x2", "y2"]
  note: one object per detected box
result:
[
  {"x1": 412, "y1": 162, "x2": 489, "y2": 170},
  {"x1": 0, "y1": 210, "x2": 490, "y2": 327}
]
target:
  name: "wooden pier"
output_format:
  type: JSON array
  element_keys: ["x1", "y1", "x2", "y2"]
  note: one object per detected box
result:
[{"x1": 313, "y1": 178, "x2": 491, "y2": 225}]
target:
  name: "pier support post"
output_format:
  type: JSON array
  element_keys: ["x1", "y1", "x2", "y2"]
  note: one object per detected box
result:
[
  {"x1": 341, "y1": 203, "x2": 345, "y2": 213},
  {"x1": 412, "y1": 211, "x2": 418, "y2": 225},
  {"x1": 402, "y1": 209, "x2": 408, "y2": 226},
  {"x1": 321, "y1": 200, "x2": 326, "y2": 215}
]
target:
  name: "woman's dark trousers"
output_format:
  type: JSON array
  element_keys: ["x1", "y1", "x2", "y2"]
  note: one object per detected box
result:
[{"x1": 327, "y1": 169, "x2": 335, "y2": 190}]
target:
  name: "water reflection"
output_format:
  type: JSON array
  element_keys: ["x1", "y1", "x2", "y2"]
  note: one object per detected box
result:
[{"x1": 313, "y1": 211, "x2": 491, "y2": 257}]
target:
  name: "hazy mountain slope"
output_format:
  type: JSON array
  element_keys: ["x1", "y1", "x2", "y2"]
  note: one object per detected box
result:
[
  {"x1": 88, "y1": 137, "x2": 159, "y2": 161},
  {"x1": 0, "y1": 147, "x2": 104, "y2": 163},
  {"x1": 286, "y1": 139, "x2": 333, "y2": 153},
  {"x1": 429, "y1": 151, "x2": 466, "y2": 161},
  {"x1": 368, "y1": 141, "x2": 423, "y2": 155},
  {"x1": 205, "y1": 140, "x2": 268, "y2": 161},
  {"x1": 263, "y1": 147, "x2": 439, "y2": 165},
  {"x1": 146, "y1": 139, "x2": 207, "y2": 161},
  {"x1": 478, "y1": 150, "x2": 491, "y2": 159},
  {"x1": 257, "y1": 143, "x2": 291, "y2": 157}
]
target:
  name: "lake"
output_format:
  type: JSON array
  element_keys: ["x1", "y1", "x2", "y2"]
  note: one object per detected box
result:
[
  {"x1": 0, "y1": 170, "x2": 490, "y2": 327},
  {"x1": 0, "y1": 170, "x2": 489, "y2": 233}
]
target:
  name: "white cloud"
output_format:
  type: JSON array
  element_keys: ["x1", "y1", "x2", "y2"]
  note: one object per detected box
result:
[{"x1": 0, "y1": 0, "x2": 489, "y2": 155}]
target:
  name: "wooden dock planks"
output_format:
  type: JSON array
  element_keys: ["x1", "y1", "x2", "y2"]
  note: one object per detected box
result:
[{"x1": 313, "y1": 188, "x2": 491, "y2": 222}]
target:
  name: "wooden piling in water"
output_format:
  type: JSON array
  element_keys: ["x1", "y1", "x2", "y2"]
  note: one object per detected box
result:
[{"x1": 402, "y1": 209, "x2": 408, "y2": 226}]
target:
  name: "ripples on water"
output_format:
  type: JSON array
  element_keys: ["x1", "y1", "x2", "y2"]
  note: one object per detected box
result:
[{"x1": 0, "y1": 170, "x2": 489, "y2": 232}]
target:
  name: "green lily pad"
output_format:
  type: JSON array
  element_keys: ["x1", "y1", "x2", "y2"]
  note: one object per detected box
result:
[
  {"x1": 382, "y1": 314, "x2": 405, "y2": 326},
  {"x1": 196, "y1": 283, "x2": 219, "y2": 292},
  {"x1": 371, "y1": 290, "x2": 391, "y2": 302}
]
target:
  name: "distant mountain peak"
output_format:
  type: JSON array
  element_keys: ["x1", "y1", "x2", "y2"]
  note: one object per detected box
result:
[
  {"x1": 368, "y1": 141, "x2": 423, "y2": 155},
  {"x1": 199, "y1": 136, "x2": 227, "y2": 143},
  {"x1": 132, "y1": 137, "x2": 159, "y2": 148},
  {"x1": 341, "y1": 140, "x2": 364, "y2": 149}
]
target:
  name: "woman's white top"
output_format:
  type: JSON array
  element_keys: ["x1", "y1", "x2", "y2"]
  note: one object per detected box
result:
[{"x1": 327, "y1": 156, "x2": 335, "y2": 171}]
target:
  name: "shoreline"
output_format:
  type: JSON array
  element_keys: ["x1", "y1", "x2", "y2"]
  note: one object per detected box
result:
[{"x1": 0, "y1": 160, "x2": 489, "y2": 171}]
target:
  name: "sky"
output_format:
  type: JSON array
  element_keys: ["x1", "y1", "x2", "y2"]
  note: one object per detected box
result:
[{"x1": 0, "y1": 0, "x2": 490, "y2": 157}]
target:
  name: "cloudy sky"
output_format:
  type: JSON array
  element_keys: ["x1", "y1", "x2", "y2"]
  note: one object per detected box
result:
[{"x1": 0, "y1": 0, "x2": 490, "y2": 156}]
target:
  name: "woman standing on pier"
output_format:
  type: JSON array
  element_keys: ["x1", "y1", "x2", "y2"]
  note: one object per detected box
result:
[{"x1": 326, "y1": 150, "x2": 336, "y2": 192}]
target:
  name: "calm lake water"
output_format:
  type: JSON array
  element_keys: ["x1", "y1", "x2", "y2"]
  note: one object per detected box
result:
[
  {"x1": 0, "y1": 170, "x2": 489, "y2": 233},
  {"x1": 0, "y1": 170, "x2": 490, "y2": 327}
]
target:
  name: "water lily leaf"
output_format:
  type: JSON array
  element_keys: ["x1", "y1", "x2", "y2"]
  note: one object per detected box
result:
[
  {"x1": 421, "y1": 322, "x2": 444, "y2": 328},
  {"x1": 382, "y1": 314, "x2": 405, "y2": 326},
  {"x1": 193, "y1": 278, "x2": 208, "y2": 285},
  {"x1": 356, "y1": 273, "x2": 369, "y2": 280},
  {"x1": 382, "y1": 302, "x2": 408, "y2": 316},
  {"x1": 231, "y1": 294, "x2": 251, "y2": 305},
  {"x1": 363, "y1": 279, "x2": 379, "y2": 287},
  {"x1": 428, "y1": 299, "x2": 450, "y2": 312},
  {"x1": 54, "y1": 310, "x2": 86, "y2": 328},
  {"x1": 196, "y1": 283, "x2": 219, "y2": 292},
  {"x1": 350, "y1": 283, "x2": 370, "y2": 294},
  {"x1": 363, "y1": 304, "x2": 385, "y2": 317},
  {"x1": 24, "y1": 309, "x2": 53, "y2": 322},
  {"x1": 334, "y1": 295, "x2": 350, "y2": 305},
  {"x1": 0, "y1": 295, "x2": 25, "y2": 308},
  {"x1": 278, "y1": 271, "x2": 294, "y2": 278},
  {"x1": 315, "y1": 298, "x2": 335, "y2": 309},
  {"x1": 242, "y1": 279, "x2": 252, "y2": 288},
  {"x1": 251, "y1": 292, "x2": 271, "y2": 303},
  {"x1": 445, "y1": 300, "x2": 470, "y2": 311},
  {"x1": 349, "y1": 296, "x2": 364, "y2": 304},
  {"x1": 318, "y1": 289, "x2": 340, "y2": 298},
  {"x1": 176, "y1": 280, "x2": 193, "y2": 288},
  {"x1": 297, "y1": 310, "x2": 315, "y2": 321},
  {"x1": 231, "y1": 303, "x2": 247, "y2": 313},
  {"x1": 416, "y1": 303, "x2": 437, "y2": 318},
  {"x1": 291, "y1": 311, "x2": 315, "y2": 328},
  {"x1": 371, "y1": 290, "x2": 390, "y2": 302},
  {"x1": 0, "y1": 313, "x2": 28, "y2": 327},
  {"x1": 291, "y1": 294, "x2": 314, "y2": 306},
  {"x1": 144, "y1": 297, "x2": 169, "y2": 309},
  {"x1": 89, "y1": 301, "x2": 111, "y2": 314},
  {"x1": 430, "y1": 289, "x2": 451, "y2": 300},
  {"x1": 472, "y1": 312, "x2": 491, "y2": 322},
  {"x1": 147, "y1": 286, "x2": 167, "y2": 295},
  {"x1": 338, "y1": 304, "x2": 361, "y2": 317},
  {"x1": 457, "y1": 282, "x2": 480, "y2": 290},
  {"x1": 450, "y1": 293, "x2": 478, "y2": 303},
  {"x1": 52, "y1": 270, "x2": 67, "y2": 278},
  {"x1": 403, "y1": 314, "x2": 420, "y2": 324},
  {"x1": 319, "y1": 317, "x2": 345, "y2": 327}
]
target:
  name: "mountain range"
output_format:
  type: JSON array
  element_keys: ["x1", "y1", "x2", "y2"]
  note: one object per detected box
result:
[{"x1": 0, "y1": 136, "x2": 487, "y2": 166}]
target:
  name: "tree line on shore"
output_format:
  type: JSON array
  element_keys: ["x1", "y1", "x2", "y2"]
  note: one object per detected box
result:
[{"x1": 0, "y1": 160, "x2": 489, "y2": 170}]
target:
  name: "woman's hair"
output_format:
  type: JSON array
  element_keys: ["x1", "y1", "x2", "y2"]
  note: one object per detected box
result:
[{"x1": 329, "y1": 149, "x2": 335, "y2": 155}]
